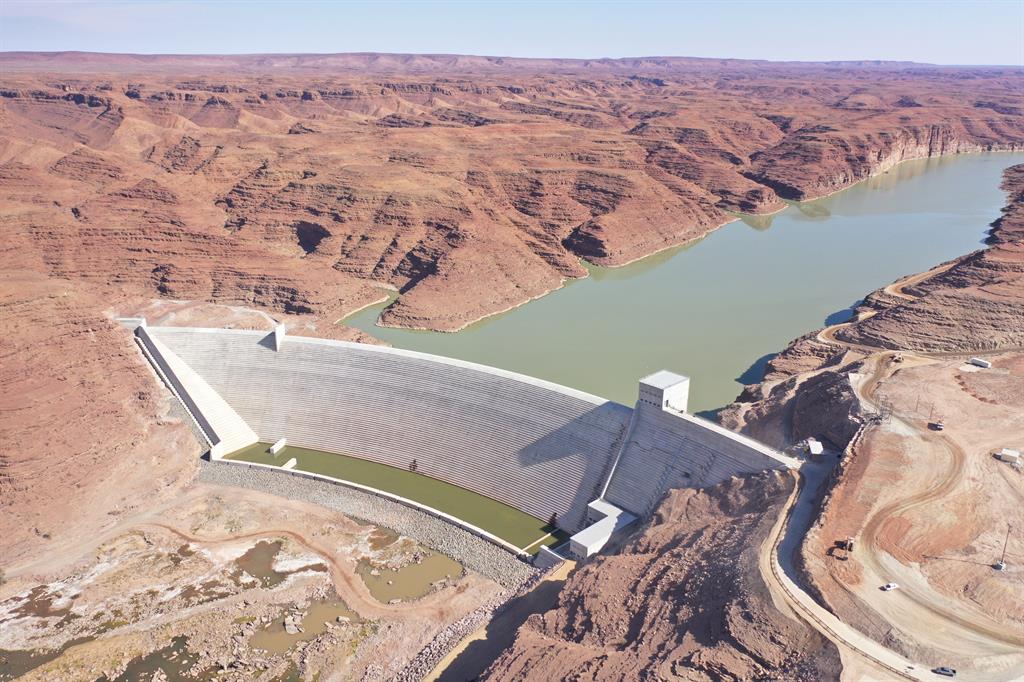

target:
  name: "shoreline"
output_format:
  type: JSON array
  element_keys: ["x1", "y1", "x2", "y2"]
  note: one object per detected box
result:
[
  {"x1": 344, "y1": 149, "x2": 1022, "y2": 336},
  {"x1": 726, "y1": 156, "x2": 1024, "y2": 418},
  {"x1": 372, "y1": 276, "x2": 571, "y2": 334},
  {"x1": 785, "y1": 144, "x2": 1023, "y2": 203}
]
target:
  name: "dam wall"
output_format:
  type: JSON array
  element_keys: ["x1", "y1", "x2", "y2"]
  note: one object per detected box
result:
[
  {"x1": 136, "y1": 326, "x2": 258, "y2": 457},
  {"x1": 604, "y1": 403, "x2": 795, "y2": 516},
  {"x1": 148, "y1": 326, "x2": 632, "y2": 533}
]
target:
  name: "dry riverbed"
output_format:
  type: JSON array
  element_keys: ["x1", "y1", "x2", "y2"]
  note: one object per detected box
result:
[{"x1": 0, "y1": 487, "x2": 504, "y2": 681}]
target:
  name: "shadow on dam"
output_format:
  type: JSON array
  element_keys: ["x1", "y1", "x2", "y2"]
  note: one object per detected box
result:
[{"x1": 516, "y1": 400, "x2": 633, "y2": 527}]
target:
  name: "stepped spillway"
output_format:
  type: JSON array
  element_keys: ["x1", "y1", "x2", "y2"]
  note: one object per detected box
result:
[{"x1": 602, "y1": 403, "x2": 793, "y2": 516}]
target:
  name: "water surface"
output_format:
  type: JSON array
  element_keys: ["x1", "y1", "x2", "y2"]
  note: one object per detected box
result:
[
  {"x1": 357, "y1": 554, "x2": 463, "y2": 603},
  {"x1": 250, "y1": 599, "x2": 360, "y2": 655},
  {"x1": 348, "y1": 153, "x2": 1024, "y2": 413},
  {"x1": 228, "y1": 443, "x2": 560, "y2": 550}
]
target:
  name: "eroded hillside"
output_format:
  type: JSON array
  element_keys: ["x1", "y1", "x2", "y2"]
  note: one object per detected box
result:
[
  {"x1": 718, "y1": 165, "x2": 1024, "y2": 677},
  {"x1": 2, "y1": 55, "x2": 1022, "y2": 332},
  {"x1": 485, "y1": 472, "x2": 842, "y2": 681}
]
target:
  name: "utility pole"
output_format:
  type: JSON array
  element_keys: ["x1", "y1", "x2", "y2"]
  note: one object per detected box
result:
[{"x1": 995, "y1": 524, "x2": 1010, "y2": 571}]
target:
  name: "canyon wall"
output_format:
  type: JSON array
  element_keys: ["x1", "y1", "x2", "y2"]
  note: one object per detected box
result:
[
  {"x1": 2, "y1": 55, "x2": 1021, "y2": 332},
  {"x1": 721, "y1": 164, "x2": 1024, "y2": 447}
]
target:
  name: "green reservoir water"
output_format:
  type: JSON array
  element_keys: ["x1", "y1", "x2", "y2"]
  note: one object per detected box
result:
[
  {"x1": 228, "y1": 443, "x2": 561, "y2": 551},
  {"x1": 347, "y1": 153, "x2": 1024, "y2": 414}
]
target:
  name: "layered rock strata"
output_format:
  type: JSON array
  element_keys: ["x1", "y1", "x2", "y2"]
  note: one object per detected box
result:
[{"x1": 2, "y1": 55, "x2": 1021, "y2": 331}]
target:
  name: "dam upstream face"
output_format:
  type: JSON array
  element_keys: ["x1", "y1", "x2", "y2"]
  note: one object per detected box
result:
[{"x1": 346, "y1": 152, "x2": 1024, "y2": 414}]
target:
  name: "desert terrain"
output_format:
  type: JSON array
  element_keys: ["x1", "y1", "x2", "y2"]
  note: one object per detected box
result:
[
  {"x1": 2, "y1": 53, "x2": 1022, "y2": 334},
  {"x1": 2, "y1": 52, "x2": 1024, "y2": 680},
  {"x1": 485, "y1": 471, "x2": 844, "y2": 681},
  {"x1": 718, "y1": 164, "x2": 1024, "y2": 677}
]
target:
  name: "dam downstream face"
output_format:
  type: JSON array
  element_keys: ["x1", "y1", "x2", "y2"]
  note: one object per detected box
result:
[{"x1": 347, "y1": 153, "x2": 1024, "y2": 414}]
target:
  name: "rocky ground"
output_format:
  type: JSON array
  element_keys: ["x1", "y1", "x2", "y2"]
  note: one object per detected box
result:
[
  {"x1": 721, "y1": 163, "x2": 1024, "y2": 449},
  {"x1": 716, "y1": 165, "x2": 1024, "y2": 676},
  {"x1": 475, "y1": 157, "x2": 1024, "y2": 682},
  {"x1": 0, "y1": 272, "x2": 200, "y2": 569},
  {"x1": 1, "y1": 53, "x2": 1021, "y2": 334},
  {"x1": 483, "y1": 471, "x2": 843, "y2": 681},
  {"x1": 0, "y1": 486, "x2": 506, "y2": 681},
  {"x1": 196, "y1": 461, "x2": 536, "y2": 590},
  {"x1": 3, "y1": 54, "x2": 1024, "y2": 680}
]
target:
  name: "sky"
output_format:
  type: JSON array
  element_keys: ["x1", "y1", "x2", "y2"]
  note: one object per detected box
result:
[{"x1": 0, "y1": 0, "x2": 1021, "y2": 66}]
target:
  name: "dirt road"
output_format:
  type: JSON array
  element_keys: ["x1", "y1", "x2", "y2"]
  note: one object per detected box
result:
[{"x1": 850, "y1": 360, "x2": 1024, "y2": 652}]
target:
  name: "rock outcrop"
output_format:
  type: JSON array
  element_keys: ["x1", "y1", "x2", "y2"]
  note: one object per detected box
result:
[
  {"x1": 2, "y1": 55, "x2": 1022, "y2": 331},
  {"x1": 485, "y1": 472, "x2": 842, "y2": 681},
  {"x1": 834, "y1": 165, "x2": 1024, "y2": 352},
  {"x1": 722, "y1": 163, "x2": 1024, "y2": 447}
]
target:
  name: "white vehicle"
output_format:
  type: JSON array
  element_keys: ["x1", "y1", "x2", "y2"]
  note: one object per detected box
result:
[{"x1": 881, "y1": 582, "x2": 900, "y2": 591}]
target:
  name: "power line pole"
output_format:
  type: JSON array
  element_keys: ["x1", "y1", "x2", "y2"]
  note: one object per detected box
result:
[{"x1": 995, "y1": 524, "x2": 1011, "y2": 571}]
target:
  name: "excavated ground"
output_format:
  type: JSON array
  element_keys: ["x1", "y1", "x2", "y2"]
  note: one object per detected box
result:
[{"x1": 719, "y1": 164, "x2": 1024, "y2": 677}]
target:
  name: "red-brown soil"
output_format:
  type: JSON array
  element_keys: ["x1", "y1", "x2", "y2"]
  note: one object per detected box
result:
[
  {"x1": 1, "y1": 54, "x2": 1021, "y2": 332},
  {"x1": 834, "y1": 165, "x2": 1024, "y2": 352},
  {"x1": 719, "y1": 165, "x2": 1024, "y2": 673},
  {"x1": 0, "y1": 271, "x2": 199, "y2": 566},
  {"x1": 484, "y1": 472, "x2": 842, "y2": 681},
  {"x1": 723, "y1": 163, "x2": 1024, "y2": 448},
  {"x1": 2, "y1": 54, "x2": 1023, "y2": 679}
]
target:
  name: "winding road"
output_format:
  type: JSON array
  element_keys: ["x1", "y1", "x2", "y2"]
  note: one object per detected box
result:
[{"x1": 765, "y1": 261, "x2": 1024, "y2": 679}]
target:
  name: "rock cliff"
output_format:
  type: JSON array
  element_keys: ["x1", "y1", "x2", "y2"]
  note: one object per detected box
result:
[
  {"x1": 2, "y1": 55, "x2": 1022, "y2": 331},
  {"x1": 722, "y1": 163, "x2": 1024, "y2": 447}
]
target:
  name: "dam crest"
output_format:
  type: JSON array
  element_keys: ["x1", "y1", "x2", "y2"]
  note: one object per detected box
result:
[{"x1": 131, "y1": 322, "x2": 796, "y2": 561}]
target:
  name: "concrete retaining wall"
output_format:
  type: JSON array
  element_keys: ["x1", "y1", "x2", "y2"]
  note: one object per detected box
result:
[{"x1": 197, "y1": 459, "x2": 536, "y2": 589}]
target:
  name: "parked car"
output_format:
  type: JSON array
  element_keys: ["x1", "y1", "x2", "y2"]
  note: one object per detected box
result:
[
  {"x1": 881, "y1": 582, "x2": 900, "y2": 591},
  {"x1": 932, "y1": 667, "x2": 957, "y2": 677}
]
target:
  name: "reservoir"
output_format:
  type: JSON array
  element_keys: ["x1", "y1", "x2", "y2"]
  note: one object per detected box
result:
[{"x1": 347, "y1": 153, "x2": 1024, "y2": 414}]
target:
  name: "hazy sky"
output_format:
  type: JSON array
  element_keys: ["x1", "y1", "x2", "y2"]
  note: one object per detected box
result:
[{"x1": 1, "y1": 0, "x2": 1021, "y2": 65}]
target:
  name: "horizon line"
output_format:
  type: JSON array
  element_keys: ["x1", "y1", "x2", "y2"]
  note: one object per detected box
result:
[{"x1": 2, "y1": 50, "x2": 1021, "y2": 69}]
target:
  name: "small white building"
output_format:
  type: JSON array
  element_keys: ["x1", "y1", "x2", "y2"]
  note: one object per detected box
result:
[
  {"x1": 996, "y1": 448, "x2": 1021, "y2": 463},
  {"x1": 272, "y1": 323, "x2": 287, "y2": 351},
  {"x1": 638, "y1": 370, "x2": 690, "y2": 413},
  {"x1": 969, "y1": 357, "x2": 992, "y2": 369},
  {"x1": 807, "y1": 438, "x2": 825, "y2": 457},
  {"x1": 569, "y1": 499, "x2": 637, "y2": 559}
]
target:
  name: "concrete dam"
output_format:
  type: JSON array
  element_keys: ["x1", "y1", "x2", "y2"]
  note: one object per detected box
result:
[{"x1": 134, "y1": 323, "x2": 796, "y2": 559}]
